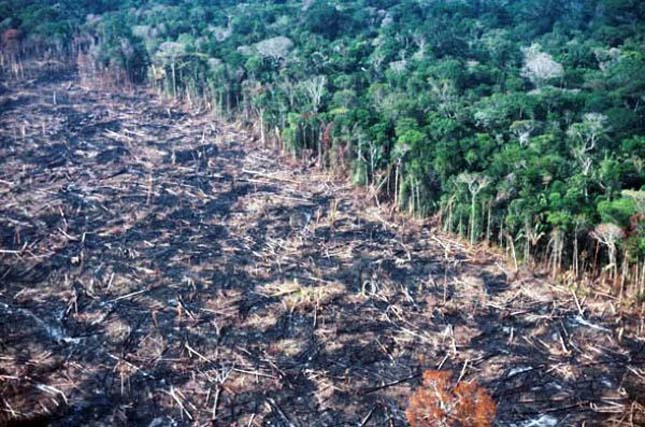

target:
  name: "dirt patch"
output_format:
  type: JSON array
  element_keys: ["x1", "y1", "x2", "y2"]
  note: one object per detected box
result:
[{"x1": 0, "y1": 67, "x2": 643, "y2": 427}]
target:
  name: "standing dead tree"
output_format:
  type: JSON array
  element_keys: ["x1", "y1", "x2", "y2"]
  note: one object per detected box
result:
[
  {"x1": 457, "y1": 173, "x2": 491, "y2": 245},
  {"x1": 509, "y1": 120, "x2": 537, "y2": 147},
  {"x1": 1, "y1": 29, "x2": 23, "y2": 77},
  {"x1": 521, "y1": 43, "x2": 564, "y2": 88},
  {"x1": 590, "y1": 223, "x2": 625, "y2": 280},
  {"x1": 301, "y1": 75, "x2": 327, "y2": 162},
  {"x1": 302, "y1": 75, "x2": 327, "y2": 114},
  {"x1": 153, "y1": 42, "x2": 186, "y2": 97},
  {"x1": 568, "y1": 113, "x2": 608, "y2": 177}
]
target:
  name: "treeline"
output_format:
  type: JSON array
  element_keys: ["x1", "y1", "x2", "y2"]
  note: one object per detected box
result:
[{"x1": 2, "y1": 0, "x2": 644, "y2": 298}]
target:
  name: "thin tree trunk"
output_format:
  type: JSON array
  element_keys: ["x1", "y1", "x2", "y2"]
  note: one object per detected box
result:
[
  {"x1": 506, "y1": 232, "x2": 518, "y2": 272},
  {"x1": 485, "y1": 200, "x2": 491, "y2": 243},
  {"x1": 259, "y1": 110, "x2": 266, "y2": 146},
  {"x1": 445, "y1": 198, "x2": 453, "y2": 233},
  {"x1": 171, "y1": 61, "x2": 176, "y2": 97},
  {"x1": 416, "y1": 177, "x2": 421, "y2": 216},
  {"x1": 573, "y1": 232, "x2": 579, "y2": 278},
  {"x1": 394, "y1": 162, "x2": 400, "y2": 209},
  {"x1": 470, "y1": 195, "x2": 476, "y2": 245}
]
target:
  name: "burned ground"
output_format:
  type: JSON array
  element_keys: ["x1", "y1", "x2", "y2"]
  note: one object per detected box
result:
[{"x1": 0, "y1": 68, "x2": 643, "y2": 427}]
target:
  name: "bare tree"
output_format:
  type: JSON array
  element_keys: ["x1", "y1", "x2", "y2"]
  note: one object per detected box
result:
[
  {"x1": 509, "y1": 120, "x2": 537, "y2": 146},
  {"x1": 411, "y1": 32, "x2": 427, "y2": 60},
  {"x1": 1, "y1": 29, "x2": 23, "y2": 77},
  {"x1": 429, "y1": 79, "x2": 458, "y2": 118},
  {"x1": 568, "y1": 113, "x2": 608, "y2": 176},
  {"x1": 208, "y1": 15, "x2": 233, "y2": 42},
  {"x1": 154, "y1": 42, "x2": 186, "y2": 97},
  {"x1": 593, "y1": 47, "x2": 621, "y2": 72},
  {"x1": 302, "y1": 75, "x2": 327, "y2": 113},
  {"x1": 590, "y1": 223, "x2": 625, "y2": 278},
  {"x1": 252, "y1": 36, "x2": 294, "y2": 59},
  {"x1": 521, "y1": 43, "x2": 564, "y2": 87},
  {"x1": 568, "y1": 113, "x2": 608, "y2": 151},
  {"x1": 457, "y1": 173, "x2": 491, "y2": 244}
]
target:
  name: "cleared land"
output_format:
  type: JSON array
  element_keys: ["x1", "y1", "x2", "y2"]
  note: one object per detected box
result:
[{"x1": 0, "y1": 67, "x2": 643, "y2": 426}]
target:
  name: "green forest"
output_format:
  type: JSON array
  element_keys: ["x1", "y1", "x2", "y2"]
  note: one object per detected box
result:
[{"x1": 2, "y1": 0, "x2": 644, "y2": 294}]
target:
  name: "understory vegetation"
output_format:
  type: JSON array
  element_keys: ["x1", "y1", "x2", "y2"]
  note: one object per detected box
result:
[{"x1": 2, "y1": 0, "x2": 644, "y2": 297}]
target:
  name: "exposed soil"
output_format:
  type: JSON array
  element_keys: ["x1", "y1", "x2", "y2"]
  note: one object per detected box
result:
[{"x1": 0, "y1": 66, "x2": 643, "y2": 427}]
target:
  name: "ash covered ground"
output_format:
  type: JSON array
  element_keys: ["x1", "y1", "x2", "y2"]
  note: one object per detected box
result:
[{"x1": 0, "y1": 67, "x2": 643, "y2": 427}]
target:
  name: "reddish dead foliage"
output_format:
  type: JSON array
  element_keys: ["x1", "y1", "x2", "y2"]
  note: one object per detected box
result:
[
  {"x1": 2, "y1": 29, "x2": 21, "y2": 46},
  {"x1": 628, "y1": 213, "x2": 644, "y2": 237},
  {"x1": 406, "y1": 370, "x2": 496, "y2": 427}
]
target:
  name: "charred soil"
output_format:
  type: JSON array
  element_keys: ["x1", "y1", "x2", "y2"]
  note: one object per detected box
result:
[{"x1": 0, "y1": 67, "x2": 643, "y2": 427}]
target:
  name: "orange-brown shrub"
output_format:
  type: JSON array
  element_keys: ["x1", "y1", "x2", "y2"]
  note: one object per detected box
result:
[{"x1": 406, "y1": 370, "x2": 496, "y2": 427}]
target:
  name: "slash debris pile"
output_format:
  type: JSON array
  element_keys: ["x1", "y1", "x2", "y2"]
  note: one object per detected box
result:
[{"x1": 0, "y1": 67, "x2": 643, "y2": 427}]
